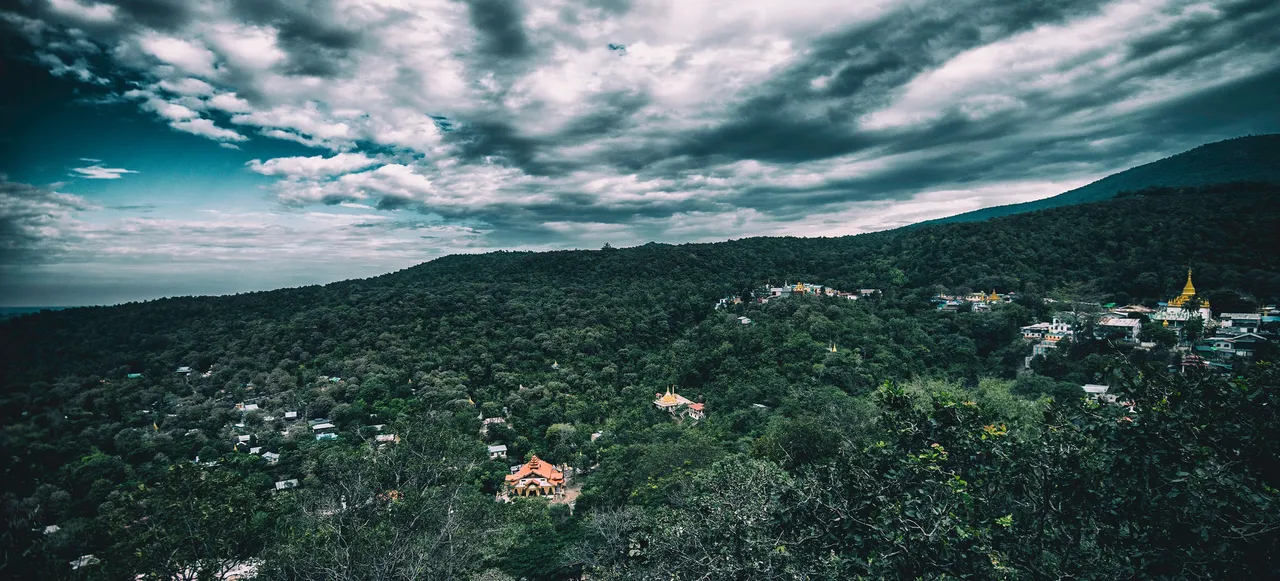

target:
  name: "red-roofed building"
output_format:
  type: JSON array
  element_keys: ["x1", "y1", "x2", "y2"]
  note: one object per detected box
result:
[{"x1": 504, "y1": 455, "x2": 565, "y2": 497}]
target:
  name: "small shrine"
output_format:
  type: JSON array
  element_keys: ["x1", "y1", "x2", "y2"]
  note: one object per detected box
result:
[{"x1": 654, "y1": 387, "x2": 705, "y2": 420}]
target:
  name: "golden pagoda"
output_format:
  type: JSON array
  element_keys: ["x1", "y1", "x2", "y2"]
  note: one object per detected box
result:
[
  {"x1": 653, "y1": 387, "x2": 703, "y2": 419},
  {"x1": 1168, "y1": 269, "x2": 1208, "y2": 308},
  {"x1": 654, "y1": 386, "x2": 692, "y2": 410}
]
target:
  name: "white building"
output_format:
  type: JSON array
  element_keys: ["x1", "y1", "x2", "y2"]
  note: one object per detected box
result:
[
  {"x1": 1082, "y1": 384, "x2": 1117, "y2": 403},
  {"x1": 1097, "y1": 316, "x2": 1142, "y2": 342}
]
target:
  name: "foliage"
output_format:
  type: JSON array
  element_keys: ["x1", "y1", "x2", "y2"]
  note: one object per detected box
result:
[{"x1": 1, "y1": 188, "x2": 1279, "y2": 579}]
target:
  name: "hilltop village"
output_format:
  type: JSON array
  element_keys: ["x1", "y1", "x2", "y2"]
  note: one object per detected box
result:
[
  {"x1": 715, "y1": 281, "x2": 881, "y2": 310},
  {"x1": 932, "y1": 270, "x2": 1276, "y2": 374}
]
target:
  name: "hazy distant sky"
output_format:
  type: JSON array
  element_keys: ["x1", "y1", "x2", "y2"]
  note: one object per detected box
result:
[{"x1": 2, "y1": 0, "x2": 1279, "y2": 305}]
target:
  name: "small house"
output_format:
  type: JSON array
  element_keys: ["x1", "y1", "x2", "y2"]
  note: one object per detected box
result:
[
  {"x1": 249, "y1": 446, "x2": 262, "y2": 454},
  {"x1": 262, "y1": 452, "x2": 281, "y2": 465},
  {"x1": 284, "y1": 411, "x2": 299, "y2": 420},
  {"x1": 1219, "y1": 313, "x2": 1262, "y2": 334},
  {"x1": 481, "y1": 417, "x2": 506, "y2": 434},
  {"x1": 127, "y1": 373, "x2": 143, "y2": 379},
  {"x1": 70, "y1": 555, "x2": 99, "y2": 570},
  {"x1": 488, "y1": 444, "x2": 508, "y2": 459},
  {"x1": 1082, "y1": 384, "x2": 1118, "y2": 404},
  {"x1": 176, "y1": 366, "x2": 193, "y2": 374},
  {"x1": 1097, "y1": 316, "x2": 1142, "y2": 342},
  {"x1": 274, "y1": 479, "x2": 299, "y2": 491}
]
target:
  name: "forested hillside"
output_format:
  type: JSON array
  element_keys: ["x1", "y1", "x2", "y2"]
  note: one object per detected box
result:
[
  {"x1": 2, "y1": 187, "x2": 1279, "y2": 580},
  {"x1": 929, "y1": 133, "x2": 1280, "y2": 224}
]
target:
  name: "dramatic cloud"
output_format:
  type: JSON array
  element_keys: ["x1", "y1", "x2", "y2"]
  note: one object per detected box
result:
[
  {"x1": 3, "y1": 0, "x2": 1280, "y2": 303},
  {"x1": 0, "y1": 175, "x2": 490, "y2": 305},
  {"x1": 0, "y1": 177, "x2": 93, "y2": 265},
  {"x1": 70, "y1": 165, "x2": 139, "y2": 179}
]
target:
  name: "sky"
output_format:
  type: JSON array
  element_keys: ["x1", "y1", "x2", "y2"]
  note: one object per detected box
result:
[{"x1": 1, "y1": 0, "x2": 1279, "y2": 306}]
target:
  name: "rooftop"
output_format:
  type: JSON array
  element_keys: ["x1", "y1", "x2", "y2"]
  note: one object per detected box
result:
[{"x1": 505, "y1": 454, "x2": 564, "y2": 485}]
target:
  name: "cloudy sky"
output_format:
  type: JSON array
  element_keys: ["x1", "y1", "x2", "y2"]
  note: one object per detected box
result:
[{"x1": 2, "y1": 0, "x2": 1279, "y2": 306}]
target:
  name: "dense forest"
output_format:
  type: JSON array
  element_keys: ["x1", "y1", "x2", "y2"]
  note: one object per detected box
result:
[{"x1": 2, "y1": 186, "x2": 1280, "y2": 580}]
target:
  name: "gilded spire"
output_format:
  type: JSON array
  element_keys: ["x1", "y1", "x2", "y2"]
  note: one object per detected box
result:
[{"x1": 1169, "y1": 268, "x2": 1199, "y2": 307}]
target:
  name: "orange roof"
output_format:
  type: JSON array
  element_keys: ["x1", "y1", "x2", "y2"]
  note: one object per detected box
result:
[
  {"x1": 688, "y1": 403, "x2": 705, "y2": 411},
  {"x1": 504, "y1": 454, "x2": 564, "y2": 485}
]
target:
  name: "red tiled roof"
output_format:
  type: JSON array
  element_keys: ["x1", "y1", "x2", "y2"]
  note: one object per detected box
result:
[{"x1": 504, "y1": 454, "x2": 564, "y2": 484}]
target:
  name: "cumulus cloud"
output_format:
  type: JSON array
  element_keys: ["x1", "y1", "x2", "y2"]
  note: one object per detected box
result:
[
  {"x1": 70, "y1": 165, "x2": 139, "y2": 179},
  {"x1": 46, "y1": 0, "x2": 117, "y2": 24},
  {"x1": 35, "y1": 51, "x2": 108, "y2": 85},
  {"x1": 169, "y1": 118, "x2": 247, "y2": 142},
  {"x1": 4, "y1": 0, "x2": 1280, "y2": 299},
  {"x1": 246, "y1": 153, "x2": 381, "y2": 179},
  {"x1": 157, "y1": 77, "x2": 215, "y2": 96},
  {"x1": 137, "y1": 33, "x2": 218, "y2": 77}
]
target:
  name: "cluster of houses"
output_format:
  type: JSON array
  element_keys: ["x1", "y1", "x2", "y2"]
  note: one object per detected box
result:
[
  {"x1": 932, "y1": 290, "x2": 1018, "y2": 312},
  {"x1": 1021, "y1": 270, "x2": 1275, "y2": 372},
  {"x1": 715, "y1": 281, "x2": 881, "y2": 310}
]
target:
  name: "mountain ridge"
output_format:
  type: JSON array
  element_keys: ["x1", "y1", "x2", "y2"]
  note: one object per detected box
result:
[{"x1": 922, "y1": 133, "x2": 1280, "y2": 225}]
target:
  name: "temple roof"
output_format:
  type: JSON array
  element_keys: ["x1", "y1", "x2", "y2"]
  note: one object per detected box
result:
[{"x1": 505, "y1": 454, "x2": 564, "y2": 484}]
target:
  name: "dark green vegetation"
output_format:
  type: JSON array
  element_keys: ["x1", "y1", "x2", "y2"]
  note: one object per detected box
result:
[
  {"x1": 2, "y1": 186, "x2": 1279, "y2": 580},
  {"x1": 0, "y1": 307, "x2": 66, "y2": 321},
  {"x1": 928, "y1": 133, "x2": 1280, "y2": 225}
]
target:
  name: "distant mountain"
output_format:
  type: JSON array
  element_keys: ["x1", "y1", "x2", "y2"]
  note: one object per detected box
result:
[
  {"x1": 0, "y1": 307, "x2": 66, "y2": 320},
  {"x1": 925, "y1": 134, "x2": 1280, "y2": 225}
]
